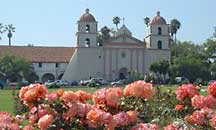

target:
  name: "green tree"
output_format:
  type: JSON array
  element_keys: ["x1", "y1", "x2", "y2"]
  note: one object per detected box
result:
[
  {"x1": 113, "y1": 16, "x2": 120, "y2": 30},
  {"x1": 170, "y1": 19, "x2": 181, "y2": 43},
  {"x1": 210, "y1": 63, "x2": 216, "y2": 79},
  {"x1": 97, "y1": 26, "x2": 111, "y2": 46},
  {"x1": 144, "y1": 17, "x2": 150, "y2": 26},
  {"x1": 5, "y1": 24, "x2": 15, "y2": 46},
  {"x1": 150, "y1": 60, "x2": 169, "y2": 83},
  {"x1": 170, "y1": 55, "x2": 210, "y2": 83},
  {"x1": 0, "y1": 55, "x2": 34, "y2": 82},
  {"x1": 170, "y1": 41, "x2": 201, "y2": 57},
  {"x1": 202, "y1": 38, "x2": 216, "y2": 60}
]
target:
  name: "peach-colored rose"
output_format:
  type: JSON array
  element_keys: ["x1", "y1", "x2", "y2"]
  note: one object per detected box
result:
[
  {"x1": 86, "y1": 109, "x2": 100, "y2": 122},
  {"x1": 61, "y1": 91, "x2": 78, "y2": 103},
  {"x1": 92, "y1": 88, "x2": 106, "y2": 104},
  {"x1": 124, "y1": 80, "x2": 153, "y2": 99},
  {"x1": 142, "y1": 83, "x2": 153, "y2": 99},
  {"x1": 19, "y1": 86, "x2": 29, "y2": 100},
  {"x1": 24, "y1": 88, "x2": 39, "y2": 101},
  {"x1": 126, "y1": 111, "x2": 137, "y2": 123},
  {"x1": 115, "y1": 87, "x2": 123, "y2": 98},
  {"x1": 75, "y1": 90, "x2": 92, "y2": 103},
  {"x1": 55, "y1": 89, "x2": 64, "y2": 97},
  {"x1": 19, "y1": 84, "x2": 48, "y2": 104},
  {"x1": 38, "y1": 114, "x2": 53, "y2": 130},
  {"x1": 106, "y1": 88, "x2": 119, "y2": 108}
]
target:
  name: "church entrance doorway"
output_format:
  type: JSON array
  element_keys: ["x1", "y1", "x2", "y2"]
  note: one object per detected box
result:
[
  {"x1": 119, "y1": 68, "x2": 128, "y2": 80},
  {"x1": 42, "y1": 73, "x2": 55, "y2": 83}
]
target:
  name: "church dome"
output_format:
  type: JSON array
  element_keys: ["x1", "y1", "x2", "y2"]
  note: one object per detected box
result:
[
  {"x1": 150, "y1": 11, "x2": 166, "y2": 25},
  {"x1": 79, "y1": 9, "x2": 96, "y2": 22}
]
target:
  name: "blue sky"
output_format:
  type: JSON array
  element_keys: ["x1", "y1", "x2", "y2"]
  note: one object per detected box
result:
[{"x1": 0, "y1": 0, "x2": 215, "y2": 47}]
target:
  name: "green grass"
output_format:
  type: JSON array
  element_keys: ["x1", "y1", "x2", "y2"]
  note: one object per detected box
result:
[{"x1": 0, "y1": 89, "x2": 14, "y2": 114}]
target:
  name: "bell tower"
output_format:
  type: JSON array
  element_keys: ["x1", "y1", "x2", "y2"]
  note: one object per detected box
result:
[
  {"x1": 145, "y1": 11, "x2": 170, "y2": 50},
  {"x1": 76, "y1": 9, "x2": 98, "y2": 48}
]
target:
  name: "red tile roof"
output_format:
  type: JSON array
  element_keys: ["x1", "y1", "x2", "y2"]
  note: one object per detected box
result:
[{"x1": 0, "y1": 46, "x2": 75, "y2": 63}]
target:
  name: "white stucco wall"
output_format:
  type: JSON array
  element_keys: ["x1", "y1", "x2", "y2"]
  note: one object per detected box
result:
[
  {"x1": 32, "y1": 62, "x2": 68, "y2": 81},
  {"x1": 62, "y1": 47, "x2": 102, "y2": 82},
  {"x1": 144, "y1": 49, "x2": 171, "y2": 73}
]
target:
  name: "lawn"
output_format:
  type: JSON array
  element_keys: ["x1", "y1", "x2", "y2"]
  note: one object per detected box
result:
[{"x1": 0, "y1": 84, "x2": 208, "y2": 115}]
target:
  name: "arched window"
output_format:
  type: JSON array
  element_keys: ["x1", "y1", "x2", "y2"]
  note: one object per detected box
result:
[
  {"x1": 158, "y1": 40, "x2": 162, "y2": 49},
  {"x1": 86, "y1": 25, "x2": 90, "y2": 33},
  {"x1": 158, "y1": 27, "x2": 162, "y2": 35},
  {"x1": 85, "y1": 38, "x2": 90, "y2": 47}
]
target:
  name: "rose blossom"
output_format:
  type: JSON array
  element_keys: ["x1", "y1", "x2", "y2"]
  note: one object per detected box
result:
[
  {"x1": 208, "y1": 81, "x2": 216, "y2": 97},
  {"x1": 19, "y1": 84, "x2": 48, "y2": 107},
  {"x1": 46, "y1": 93, "x2": 58, "y2": 102},
  {"x1": 175, "y1": 104, "x2": 184, "y2": 111},
  {"x1": 126, "y1": 111, "x2": 137, "y2": 123},
  {"x1": 61, "y1": 91, "x2": 78, "y2": 103},
  {"x1": 210, "y1": 113, "x2": 216, "y2": 129},
  {"x1": 92, "y1": 88, "x2": 106, "y2": 104},
  {"x1": 113, "y1": 112, "x2": 131, "y2": 126},
  {"x1": 38, "y1": 114, "x2": 53, "y2": 130},
  {"x1": 184, "y1": 110, "x2": 206, "y2": 125},
  {"x1": 164, "y1": 124, "x2": 179, "y2": 130},
  {"x1": 106, "y1": 88, "x2": 121, "y2": 107},
  {"x1": 205, "y1": 95, "x2": 216, "y2": 109},
  {"x1": 191, "y1": 95, "x2": 206, "y2": 109},
  {"x1": 176, "y1": 84, "x2": 199, "y2": 100},
  {"x1": 75, "y1": 90, "x2": 92, "y2": 103},
  {"x1": 124, "y1": 80, "x2": 153, "y2": 99},
  {"x1": 131, "y1": 123, "x2": 159, "y2": 130}
]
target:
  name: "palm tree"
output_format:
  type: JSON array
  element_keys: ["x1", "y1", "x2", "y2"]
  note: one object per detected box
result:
[
  {"x1": 170, "y1": 19, "x2": 181, "y2": 43},
  {"x1": 0, "y1": 23, "x2": 5, "y2": 40},
  {"x1": 113, "y1": 16, "x2": 120, "y2": 30},
  {"x1": 144, "y1": 17, "x2": 150, "y2": 27},
  {"x1": 5, "y1": 24, "x2": 15, "y2": 46}
]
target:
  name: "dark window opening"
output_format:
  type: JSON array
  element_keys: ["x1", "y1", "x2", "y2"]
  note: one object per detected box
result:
[
  {"x1": 85, "y1": 38, "x2": 90, "y2": 47},
  {"x1": 158, "y1": 40, "x2": 162, "y2": 49},
  {"x1": 86, "y1": 25, "x2": 90, "y2": 33},
  {"x1": 158, "y1": 27, "x2": 162, "y2": 35},
  {"x1": 39, "y1": 62, "x2": 42, "y2": 68},
  {"x1": 56, "y1": 63, "x2": 59, "y2": 68}
]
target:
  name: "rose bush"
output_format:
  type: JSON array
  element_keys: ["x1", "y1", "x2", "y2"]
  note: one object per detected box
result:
[{"x1": 2, "y1": 80, "x2": 216, "y2": 129}]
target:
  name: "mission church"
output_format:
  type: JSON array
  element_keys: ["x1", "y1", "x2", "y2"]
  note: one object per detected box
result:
[
  {"x1": 0, "y1": 9, "x2": 171, "y2": 82},
  {"x1": 62, "y1": 9, "x2": 170, "y2": 82}
]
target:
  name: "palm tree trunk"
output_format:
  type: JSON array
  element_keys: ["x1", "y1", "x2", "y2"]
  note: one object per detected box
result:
[
  {"x1": 175, "y1": 34, "x2": 177, "y2": 44},
  {"x1": 9, "y1": 37, "x2": 11, "y2": 46}
]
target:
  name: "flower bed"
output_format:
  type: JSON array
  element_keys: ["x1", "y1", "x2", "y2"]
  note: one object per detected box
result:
[{"x1": 1, "y1": 81, "x2": 216, "y2": 129}]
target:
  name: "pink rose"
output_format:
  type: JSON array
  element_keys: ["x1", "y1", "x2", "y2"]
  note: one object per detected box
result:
[{"x1": 38, "y1": 114, "x2": 53, "y2": 130}]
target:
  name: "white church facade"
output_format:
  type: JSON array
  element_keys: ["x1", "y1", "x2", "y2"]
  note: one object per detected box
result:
[{"x1": 63, "y1": 9, "x2": 171, "y2": 82}]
